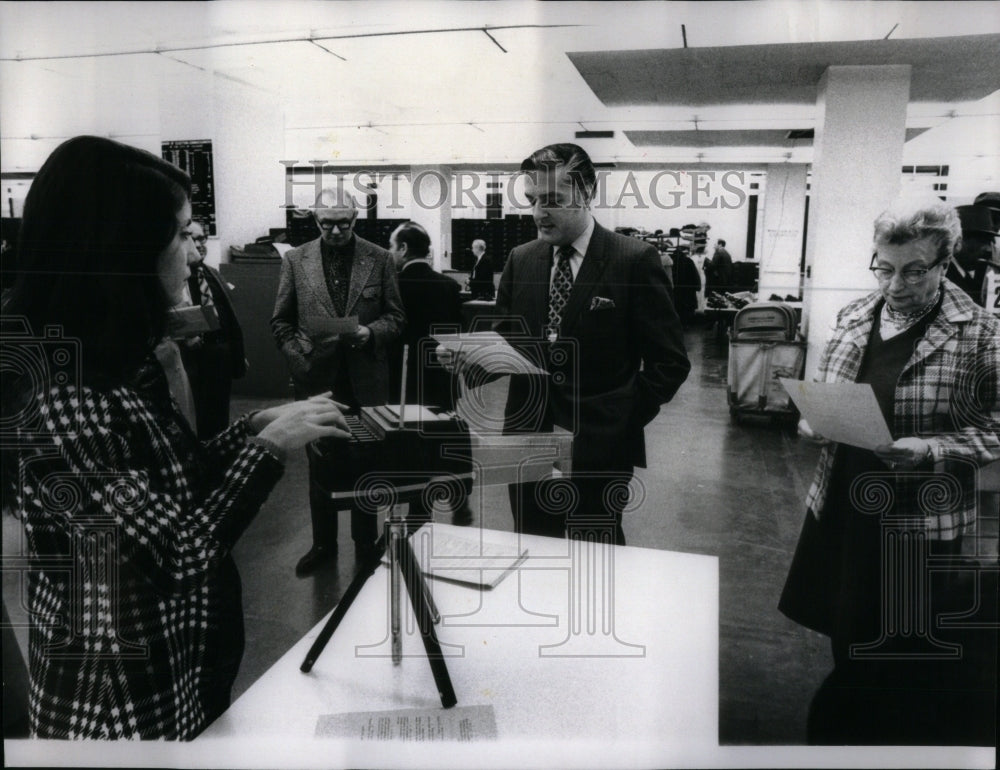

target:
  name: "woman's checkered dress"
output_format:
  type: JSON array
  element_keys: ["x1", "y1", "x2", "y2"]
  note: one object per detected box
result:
[{"x1": 8, "y1": 358, "x2": 284, "y2": 739}]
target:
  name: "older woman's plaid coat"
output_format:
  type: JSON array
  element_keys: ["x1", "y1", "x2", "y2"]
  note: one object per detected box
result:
[
  {"x1": 9, "y1": 362, "x2": 284, "y2": 739},
  {"x1": 806, "y1": 280, "x2": 1000, "y2": 539}
]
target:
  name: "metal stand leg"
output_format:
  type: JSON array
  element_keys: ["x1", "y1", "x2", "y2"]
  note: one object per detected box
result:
[
  {"x1": 388, "y1": 505, "x2": 404, "y2": 665},
  {"x1": 302, "y1": 500, "x2": 457, "y2": 708}
]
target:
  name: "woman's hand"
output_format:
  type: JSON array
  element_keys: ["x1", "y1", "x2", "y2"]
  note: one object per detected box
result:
[
  {"x1": 254, "y1": 394, "x2": 351, "y2": 452},
  {"x1": 874, "y1": 437, "x2": 934, "y2": 470},
  {"x1": 797, "y1": 419, "x2": 831, "y2": 446},
  {"x1": 250, "y1": 392, "x2": 345, "y2": 432}
]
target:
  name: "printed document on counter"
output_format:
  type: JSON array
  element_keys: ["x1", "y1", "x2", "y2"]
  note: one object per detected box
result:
[{"x1": 316, "y1": 705, "x2": 498, "y2": 741}]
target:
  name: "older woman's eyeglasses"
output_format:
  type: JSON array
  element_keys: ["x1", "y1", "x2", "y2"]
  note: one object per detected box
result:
[{"x1": 869, "y1": 253, "x2": 946, "y2": 285}]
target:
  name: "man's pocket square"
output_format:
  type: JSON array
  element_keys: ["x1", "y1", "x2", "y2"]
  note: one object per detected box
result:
[{"x1": 589, "y1": 296, "x2": 615, "y2": 311}]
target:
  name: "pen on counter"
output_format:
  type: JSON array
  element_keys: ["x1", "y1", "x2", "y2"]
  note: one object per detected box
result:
[{"x1": 300, "y1": 532, "x2": 387, "y2": 674}]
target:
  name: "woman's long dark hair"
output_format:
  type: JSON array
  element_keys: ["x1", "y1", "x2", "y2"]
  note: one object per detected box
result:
[{"x1": 3, "y1": 135, "x2": 192, "y2": 386}]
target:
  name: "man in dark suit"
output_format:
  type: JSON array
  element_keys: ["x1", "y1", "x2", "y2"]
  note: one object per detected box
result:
[
  {"x1": 671, "y1": 245, "x2": 701, "y2": 327},
  {"x1": 387, "y1": 221, "x2": 473, "y2": 526},
  {"x1": 948, "y1": 203, "x2": 997, "y2": 306},
  {"x1": 272, "y1": 189, "x2": 405, "y2": 575},
  {"x1": 707, "y1": 238, "x2": 734, "y2": 294},
  {"x1": 467, "y1": 239, "x2": 495, "y2": 300},
  {"x1": 179, "y1": 220, "x2": 248, "y2": 439},
  {"x1": 491, "y1": 143, "x2": 690, "y2": 545}
]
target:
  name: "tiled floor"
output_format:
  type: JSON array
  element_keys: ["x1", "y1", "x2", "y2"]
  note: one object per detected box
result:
[{"x1": 0, "y1": 326, "x2": 834, "y2": 744}]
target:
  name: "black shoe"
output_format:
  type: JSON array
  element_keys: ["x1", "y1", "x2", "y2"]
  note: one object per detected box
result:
[
  {"x1": 295, "y1": 544, "x2": 337, "y2": 577},
  {"x1": 451, "y1": 504, "x2": 474, "y2": 527}
]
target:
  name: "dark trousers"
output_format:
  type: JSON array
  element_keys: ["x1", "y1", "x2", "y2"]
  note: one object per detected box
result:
[
  {"x1": 306, "y1": 446, "x2": 379, "y2": 548},
  {"x1": 406, "y1": 488, "x2": 470, "y2": 528},
  {"x1": 300, "y1": 366, "x2": 380, "y2": 549},
  {"x1": 508, "y1": 472, "x2": 631, "y2": 546}
]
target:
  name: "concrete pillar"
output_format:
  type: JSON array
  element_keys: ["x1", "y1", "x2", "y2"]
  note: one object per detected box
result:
[
  {"x1": 803, "y1": 65, "x2": 911, "y2": 377},
  {"x1": 410, "y1": 165, "x2": 453, "y2": 271},
  {"x1": 758, "y1": 164, "x2": 808, "y2": 301}
]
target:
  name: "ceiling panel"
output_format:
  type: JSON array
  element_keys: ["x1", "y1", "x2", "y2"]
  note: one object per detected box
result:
[
  {"x1": 569, "y1": 34, "x2": 1000, "y2": 106},
  {"x1": 626, "y1": 126, "x2": 930, "y2": 148}
]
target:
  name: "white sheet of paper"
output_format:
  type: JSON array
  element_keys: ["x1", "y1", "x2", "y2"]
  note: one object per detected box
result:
[
  {"x1": 779, "y1": 379, "x2": 893, "y2": 450},
  {"x1": 382, "y1": 404, "x2": 443, "y2": 424},
  {"x1": 316, "y1": 705, "x2": 498, "y2": 741},
  {"x1": 386, "y1": 529, "x2": 528, "y2": 590},
  {"x1": 166, "y1": 304, "x2": 220, "y2": 338},
  {"x1": 433, "y1": 331, "x2": 547, "y2": 376}
]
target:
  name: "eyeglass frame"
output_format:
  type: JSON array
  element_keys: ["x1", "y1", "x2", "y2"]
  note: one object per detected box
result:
[
  {"x1": 868, "y1": 251, "x2": 949, "y2": 286},
  {"x1": 315, "y1": 213, "x2": 357, "y2": 232}
]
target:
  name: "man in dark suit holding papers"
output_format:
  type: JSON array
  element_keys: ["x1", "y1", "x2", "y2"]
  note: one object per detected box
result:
[
  {"x1": 272, "y1": 189, "x2": 404, "y2": 574},
  {"x1": 493, "y1": 143, "x2": 690, "y2": 544}
]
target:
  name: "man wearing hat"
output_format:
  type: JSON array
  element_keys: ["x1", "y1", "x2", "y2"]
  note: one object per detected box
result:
[
  {"x1": 974, "y1": 191, "x2": 1000, "y2": 219},
  {"x1": 949, "y1": 202, "x2": 998, "y2": 307}
]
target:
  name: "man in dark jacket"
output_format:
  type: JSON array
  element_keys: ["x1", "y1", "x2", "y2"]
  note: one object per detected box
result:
[
  {"x1": 949, "y1": 203, "x2": 997, "y2": 306},
  {"x1": 180, "y1": 220, "x2": 248, "y2": 439},
  {"x1": 387, "y1": 221, "x2": 473, "y2": 526},
  {"x1": 492, "y1": 143, "x2": 690, "y2": 545},
  {"x1": 468, "y1": 239, "x2": 495, "y2": 300},
  {"x1": 707, "y1": 238, "x2": 734, "y2": 293}
]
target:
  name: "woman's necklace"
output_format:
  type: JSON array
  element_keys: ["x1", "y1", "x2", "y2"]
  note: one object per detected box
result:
[{"x1": 882, "y1": 290, "x2": 940, "y2": 335}]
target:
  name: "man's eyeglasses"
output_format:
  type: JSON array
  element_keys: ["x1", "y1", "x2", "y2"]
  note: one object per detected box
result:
[
  {"x1": 192, "y1": 235, "x2": 208, "y2": 244},
  {"x1": 317, "y1": 218, "x2": 354, "y2": 232},
  {"x1": 869, "y1": 253, "x2": 946, "y2": 285}
]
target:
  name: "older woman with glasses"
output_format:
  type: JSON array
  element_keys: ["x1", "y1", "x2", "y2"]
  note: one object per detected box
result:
[{"x1": 779, "y1": 198, "x2": 999, "y2": 745}]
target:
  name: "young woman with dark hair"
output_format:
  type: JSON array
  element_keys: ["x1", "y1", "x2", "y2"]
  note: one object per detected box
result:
[{"x1": 2, "y1": 136, "x2": 349, "y2": 739}]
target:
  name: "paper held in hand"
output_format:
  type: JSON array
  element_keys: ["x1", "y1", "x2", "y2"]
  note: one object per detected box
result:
[
  {"x1": 166, "y1": 304, "x2": 220, "y2": 339},
  {"x1": 433, "y1": 331, "x2": 547, "y2": 375},
  {"x1": 309, "y1": 314, "x2": 360, "y2": 335},
  {"x1": 779, "y1": 379, "x2": 893, "y2": 450}
]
